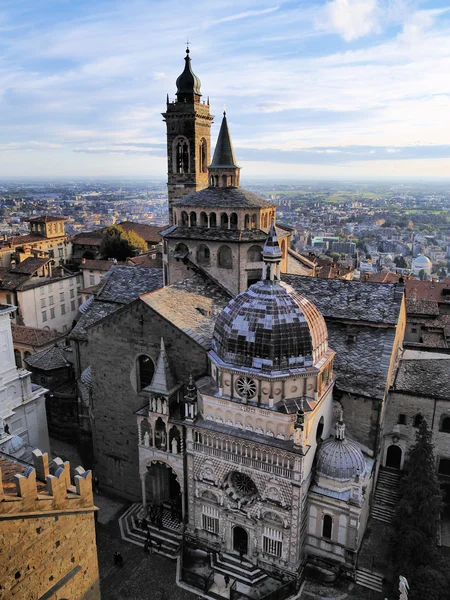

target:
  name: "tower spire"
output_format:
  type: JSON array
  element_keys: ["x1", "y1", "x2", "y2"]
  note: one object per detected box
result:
[
  {"x1": 208, "y1": 112, "x2": 241, "y2": 188},
  {"x1": 175, "y1": 47, "x2": 202, "y2": 102},
  {"x1": 262, "y1": 221, "x2": 282, "y2": 281}
]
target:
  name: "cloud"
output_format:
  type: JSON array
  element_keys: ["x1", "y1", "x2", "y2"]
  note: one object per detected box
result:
[{"x1": 321, "y1": 0, "x2": 381, "y2": 41}]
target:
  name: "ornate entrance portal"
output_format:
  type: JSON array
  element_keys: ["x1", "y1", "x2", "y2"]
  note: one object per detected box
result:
[
  {"x1": 233, "y1": 526, "x2": 248, "y2": 555},
  {"x1": 145, "y1": 461, "x2": 181, "y2": 510}
]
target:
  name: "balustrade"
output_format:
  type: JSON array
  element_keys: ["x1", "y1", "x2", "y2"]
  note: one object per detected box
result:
[{"x1": 193, "y1": 434, "x2": 294, "y2": 479}]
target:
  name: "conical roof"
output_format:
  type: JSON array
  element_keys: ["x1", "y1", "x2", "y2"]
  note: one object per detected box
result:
[
  {"x1": 210, "y1": 112, "x2": 239, "y2": 168},
  {"x1": 147, "y1": 338, "x2": 179, "y2": 396},
  {"x1": 176, "y1": 48, "x2": 201, "y2": 97},
  {"x1": 263, "y1": 222, "x2": 283, "y2": 262}
]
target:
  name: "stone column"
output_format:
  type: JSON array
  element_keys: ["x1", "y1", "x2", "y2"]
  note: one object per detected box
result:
[{"x1": 141, "y1": 473, "x2": 147, "y2": 510}]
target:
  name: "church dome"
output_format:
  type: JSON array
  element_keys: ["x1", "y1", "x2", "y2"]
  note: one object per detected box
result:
[
  {"x1": 315, "y1": 422, "x2": 365, "y2": 482},
  {"x1": 413, "y1": 255, "x2": 431, "y2": 265},
  {"x1": 176, "y1": 48, "x2": 201, "y2": 97},
  {"x1": 212, "y1": 279, "x2": 328, "y2": 372}
]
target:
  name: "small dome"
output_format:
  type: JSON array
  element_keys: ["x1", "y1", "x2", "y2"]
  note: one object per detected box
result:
[
  {"x1": 413, "y1": 255, "x2": 431, "y2": 265},
  {"x1": 316, "y1": 423, "x2": 365, "y2": 481},
  {"x1": 80, "y1": 366, "x2": 92, "y2": 390},
  {"x1": 176, "y1": 48, "x2": 201, "y2": 97},
  {"x1": 3, "y1": 434, "x2": 25, "y2": 454},
  {"x1": 212, "y1": 279, "x2": 328, "y2": 372}
]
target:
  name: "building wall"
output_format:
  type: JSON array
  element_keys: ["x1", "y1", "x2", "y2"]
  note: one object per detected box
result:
[
  {"x1": 88, "y1": 301, "x2": 209, "y2": 500},
  {"x1": 14, "y1": 274, "x2": 82, "y2": 332},
  {"x1": 0, "y1": 453, "x2": 100, "y2": 600},
  {"x1": 382, "y1": 390, "x2": 450, "y2": 471},
  {"x1": 165, "y1": 236, "x2": 290, "y2": 295}
]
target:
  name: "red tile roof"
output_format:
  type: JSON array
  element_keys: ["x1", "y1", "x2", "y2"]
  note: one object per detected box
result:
[{"x1": 12, "y1": 325, "x2": 64, "y2": 347}]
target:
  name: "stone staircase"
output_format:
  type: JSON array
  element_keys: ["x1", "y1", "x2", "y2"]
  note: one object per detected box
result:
[
  {"x1": 211, "y1": 551, "x2": 267, "y2": 585},
  {"x1": 119, "y1": 503, "x2": 182, "y2": 558},
  {"x1": 355, "y1": 567, "x2": 384, "y2": 593},
  {"x1": 371, "y1": 467, "x2": 401, "y2": 524}
]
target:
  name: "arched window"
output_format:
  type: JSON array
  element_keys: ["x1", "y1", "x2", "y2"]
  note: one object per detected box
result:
[
  {"x1": 209, "y1": 212, "x2": 217, "y2": 228},
  {"x1": 174, "y1": 243, "x2": 189, "y2": 257},
  {"x1": 174, "y1": 138, "x2": 189, "y2": 174},
  {"x1": 137, "y1": 355, "x2": 155, "y2": 391},
  {"x1": 280, "y1": 239, "x2": 286, "y2": 257},
  {"x1": 218, "y1": 246, "x2": 233, "y2": 269},
  {"x1": 14, "y1": 349, "x2": 22, "y2": 368},
  {"x1": 199, "y1": 139, "x2": 207, "y2": 173},
  {"x1": 173, "y1": 212, "x2": 177, "y2": 225},
  {"x1": 244, "y1": 214, "x2": 250, "y2": 229},
  {"x1": 222, "y1": 174, "x2": 228, "y2": 187},
  {"x1": 413, "y1": 413, "x2": 424, "y2": 428},
  {"x1": 251, "y1": 214, "x2": 257, "y2": 229},
  {"x1": 196, "y1": 244, "x2": 211, "y2": 265},
  {"x1": 181, "y1": 211, "x2": 188, "y2": 226},
  {"x1": 316, "y1": 417, "x2": 324, "y2": 442},
  {"x1": 440, "y1": 416, "x2": 450, "y2": 433},
  {"x1": 199, "y1": 212, "x2": 208, "y2": 227},
  {"x1": 247, "y1": 245, "x2": 263, "y2": 262},
  {"x1": 189, "y1": 211, "x2": 197, "y2": 227},
  {"x1": 322, "y1": 514, "x2": 332, "y2": 539},
  {"x1": 263, "y1": 214, "x2": 267, "y2": 229},
  {"x1": 230, "y1": 213, "x2": 238, "y2": 230},
  {"x1": 220, "y1": 213, "x2": 229, "y2": 228}
]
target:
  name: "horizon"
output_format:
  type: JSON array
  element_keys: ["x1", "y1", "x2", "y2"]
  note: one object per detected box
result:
[{"x1": 1, "y1": 1, "x2": 450, "y2": 178}]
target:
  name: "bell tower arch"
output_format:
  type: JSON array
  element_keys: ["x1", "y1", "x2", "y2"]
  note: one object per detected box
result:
[{"x1": 162, "y1": 47, "x2": 214, "y2": 224}]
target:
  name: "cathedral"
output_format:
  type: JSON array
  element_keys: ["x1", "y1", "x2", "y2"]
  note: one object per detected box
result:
[{"x1": 72, "y1": 49, "x2": 405, "y2": 596}]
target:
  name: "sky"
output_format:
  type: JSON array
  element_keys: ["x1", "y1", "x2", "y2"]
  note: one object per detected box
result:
[{"x1": 0, "y1": 0, "x2": 450, "y2": 179}]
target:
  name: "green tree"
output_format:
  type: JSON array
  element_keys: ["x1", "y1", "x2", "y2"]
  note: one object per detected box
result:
[
  {"x1": 100, "y1": 225, "x2": 146, "y2": 261},
  {"x1": 394, "y1": 255, "x2": 407, "y2": 269},
  {"x1": 419, "y1": 268, "x2": 426, "y2": 280},
  {"x1": 391, "y1": 420, "x2": 447, "y2": 600}
]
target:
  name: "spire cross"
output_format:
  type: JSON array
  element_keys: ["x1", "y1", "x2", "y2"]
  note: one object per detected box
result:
[{"x1": 186, "y1": 38, "x2": 190, "y2": 53}]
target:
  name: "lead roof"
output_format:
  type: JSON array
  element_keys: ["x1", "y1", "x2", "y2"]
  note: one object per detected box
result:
[{"x1": 171, "y1": 186, "x2": 273, "y2": 209}]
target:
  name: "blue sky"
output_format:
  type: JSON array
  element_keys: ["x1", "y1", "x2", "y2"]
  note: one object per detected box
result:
[{"x1": 0, "y1": 0, "x2": 450, "y2": 178}]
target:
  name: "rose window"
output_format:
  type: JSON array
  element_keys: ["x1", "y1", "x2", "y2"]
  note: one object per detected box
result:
[
  {"x1": 223, "y1": 471, "x2": 259, "y2": 506},
  {"x1": 236, "y1": 377, "x2": 256, "y2": 399}
]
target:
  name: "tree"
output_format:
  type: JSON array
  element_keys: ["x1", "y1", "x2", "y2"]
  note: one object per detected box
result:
[
  {"x1": 391, "y1": 420, "x2": 447, "y2": 600},
  {"x1": 394, "y1": 255, "x2": 407, "y2": 269},
  {"x1": 100, "y1": 225, "x2": 146, "y2": 261},
  {"x1": 419, "y1": 268, "x2": 426, "y2": 280}
]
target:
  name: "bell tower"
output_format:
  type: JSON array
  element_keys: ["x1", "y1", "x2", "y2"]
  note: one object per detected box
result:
[{"x1": 162, "y1": 48, "x2": 214, "y2": 224}]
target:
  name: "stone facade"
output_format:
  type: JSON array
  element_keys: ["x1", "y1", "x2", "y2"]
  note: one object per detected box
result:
[
  {"x1": 88, "y1": 300, "x2": 209, "y2": 500},
  {"x1": 0, "y1": 450, "x2": 100, "y2": 600}
]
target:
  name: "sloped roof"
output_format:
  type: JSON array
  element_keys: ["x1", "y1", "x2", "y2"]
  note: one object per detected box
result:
[
  {"x1": 283, "y1": 275, "x2": 404, "y2": 324},
  {"x1": 140, "y1": 272, "x2": 230, "y2": 349},
  {"x1": 160, "y1": 225, "x2": 289, "y2": 243},
  {"x1": 29, "y1": 215, "x2": 66, "y2": 223},
  {"x1": 145, "y1": 338, "x2": 179, "y2": 395},
  {"x1": 25, "y1": 346, "x2": 70, "y2": 371},
  {"x1": 11, "y1": 257, "x2": 50, "y2": 275},
  {"x1": 12, "y1": 325, "x2": 64, "y2": 347},
  {"x1": 171, "y1": 186, "x2": 273, "y2": 209},
  {"x1": 393, "y1": 355, "x2": 450, "y2": 398},
  {"x1": 70, "y1": 266, "x2": 163, "y2": 341}
]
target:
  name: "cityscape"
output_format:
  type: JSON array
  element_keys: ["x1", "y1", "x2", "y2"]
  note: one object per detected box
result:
[{"x1": 1, "y1": 2, "x2": 450, "y2": 600}]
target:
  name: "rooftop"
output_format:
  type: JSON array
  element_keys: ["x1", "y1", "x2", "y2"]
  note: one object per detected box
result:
[
  {"x1": 171, "y1": 186, "x2": 274, "y2": 209},
  {"x1": 25, "y1": 346, "x2": 70, "y2": 371},
  {"x1": 283, "y1": 275, "x2": 404, "y2": 324},
  {"x1": 12, "y1": 325, "x2": 64, "y2": 347},
  {"x1": 70, "y1": 265, "x2": 163, "y2": 340},
  {"x1": 160, "y1": 225, "x2": 289, "y2": 243},
  {"x1": 28, "y1": 215, "x2": 66, "y2": 223},
  {"x1": 393, "y1": 352, "x2": 450, "y2": 399},
  {"x1": 140, "y1": 272, "x2": 230, "y2": 350}
]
